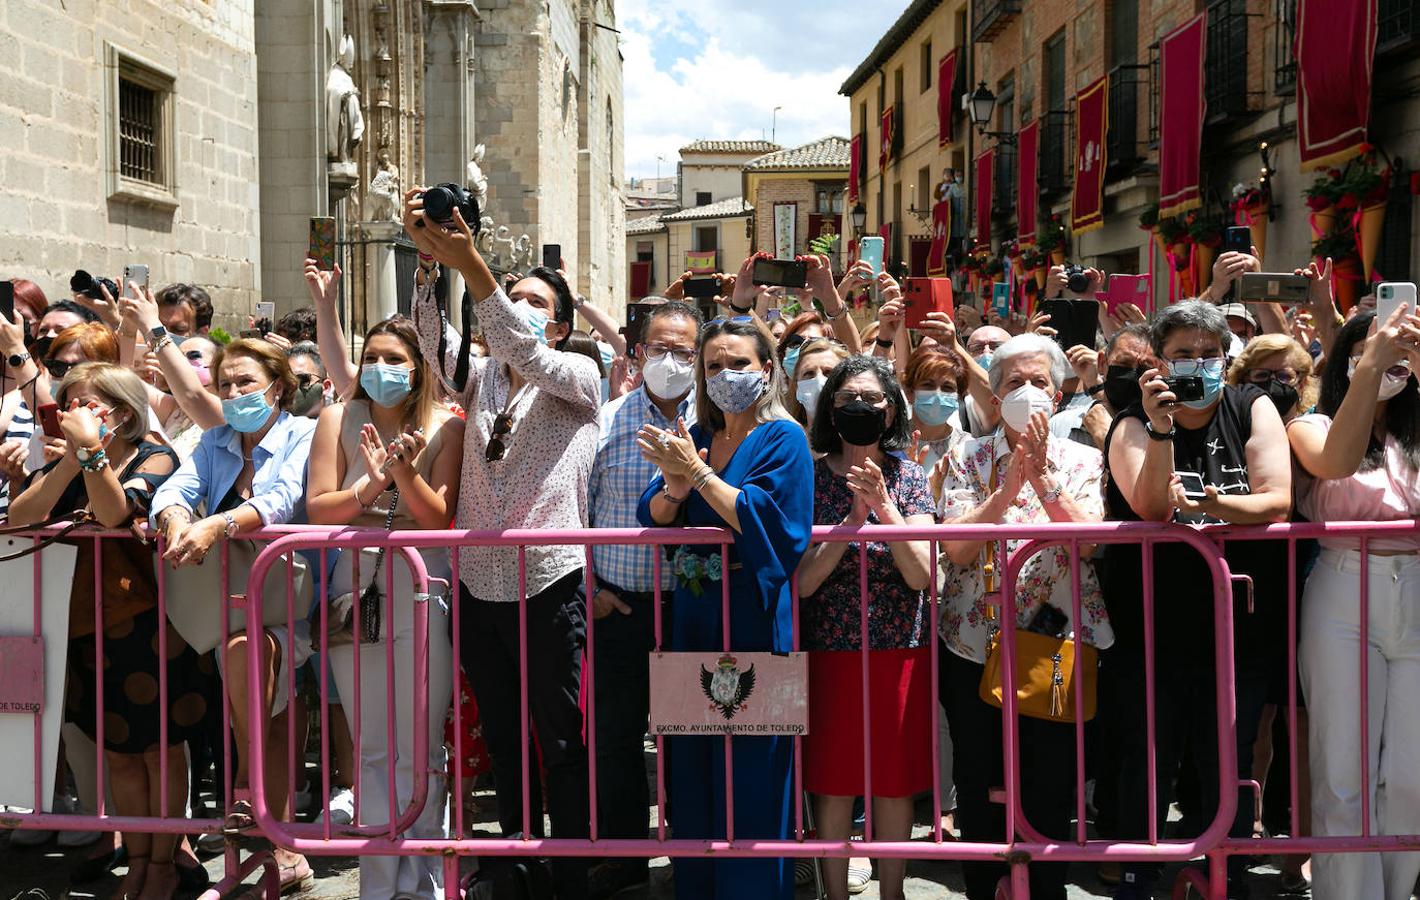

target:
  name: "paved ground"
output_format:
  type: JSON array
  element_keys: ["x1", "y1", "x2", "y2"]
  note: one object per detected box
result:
[{"x1": 0, "y1": 744, "x2": 1302, "y2": 899}]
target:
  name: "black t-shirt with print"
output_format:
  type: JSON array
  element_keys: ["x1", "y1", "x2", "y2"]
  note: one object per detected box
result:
[{"x1": 1101, "y1": 384, "x2": 1287, "y2": 674}]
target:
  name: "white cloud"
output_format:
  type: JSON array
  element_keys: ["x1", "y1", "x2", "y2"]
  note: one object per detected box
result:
[{"x1": 617, "y1": 0, "x2": 904, "y2": 181}]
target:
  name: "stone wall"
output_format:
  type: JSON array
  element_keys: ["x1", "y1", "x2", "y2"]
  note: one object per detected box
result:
[
  {"x1": 0, "y1": 0, "x2": 261, "y2": 328},
  {"x1": 576, "y1": 0, "x2": 626, "y2": 317}
]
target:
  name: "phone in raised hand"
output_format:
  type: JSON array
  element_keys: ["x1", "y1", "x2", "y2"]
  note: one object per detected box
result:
[
  {"x1": 122, "y1": 264, "x2": 149, "y2": 297},
  {"x1": 1376, "y1": 282, "x2": 1417, "y2": 325}
]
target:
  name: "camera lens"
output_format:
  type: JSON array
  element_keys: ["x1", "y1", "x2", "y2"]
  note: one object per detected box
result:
[
  {"x1": 422, "y1": 186, "x2": 456, "y2": 224},
  {"x1": 1067, "y1": 270, "x2": 1091, "y2": 294}
]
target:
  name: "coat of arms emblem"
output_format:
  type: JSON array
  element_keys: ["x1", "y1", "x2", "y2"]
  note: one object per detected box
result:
[{"x1": 700, "y1": 653, "x2": 756, "y2": 720}]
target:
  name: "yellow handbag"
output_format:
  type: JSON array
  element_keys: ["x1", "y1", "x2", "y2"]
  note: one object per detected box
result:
[{"x1": 973, "y1": 455, "x2": 1097, "y2": 723}]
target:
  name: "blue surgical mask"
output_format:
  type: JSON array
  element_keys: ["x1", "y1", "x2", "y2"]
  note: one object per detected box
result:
[
  {"x1": 360, "y1": 362, "x2": 413, "y2": 407},
  {"x1": 511, "y1": 300, "x2": 550, "y2": 342},
  {"x1": 913, "y1": 389, "x2": 960, "y2": 427},
  {"x1": 783, "y1": 345, "x2": 801, "y2": 380},
  {"x1": 221, "y1": 385, "x2": 276, "y2": 433},
  {"x1": 975, "y1": 352, "x2": 994, "y2": 370},
  {"x1": 706, "y1": 368, "x2": 766, "y2": 414},
  {"x1": 1168, "y1": 357, "x2": 1226, "y2": 410},
  {"x1": 597, "y1": 341, "x2": 615, "y2": 372}
]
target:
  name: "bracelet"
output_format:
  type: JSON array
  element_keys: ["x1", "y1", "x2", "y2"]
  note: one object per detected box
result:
[
  {"x1": 822, "y1": 303, "x2": 846, "y2": 322},
  {"x1": 661, "y1": 483, "x2": 688, "y2": 504},
  {"x1": 150, "y1": 335, "x2": 174, "y2": 355},
  {"x1": 691, "y1": 465, "x2": 716, "y2": 491},
  {"x1": 221, "y1": 511, "x2": 240, "y2": 539},
  {"x1": 728, "y1": 302, "x2": 753, "y2": 314},
  {"x1": 1145, "y1": 421, "x2": 1176, "y2": 442},
  {"x1": 874, "y1": 337, "x2": 895, "y2": 349},
  {"x1": 78, "y1": 449, "x2": 109, "y2": 472},
  {"x1": 158, "y1": 507, "x2": 190, "y2": 530}
]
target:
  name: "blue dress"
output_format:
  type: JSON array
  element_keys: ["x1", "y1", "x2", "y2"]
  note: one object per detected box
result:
[{"x1": 637, "y1": 418, "x2": 814, "y2": 900}]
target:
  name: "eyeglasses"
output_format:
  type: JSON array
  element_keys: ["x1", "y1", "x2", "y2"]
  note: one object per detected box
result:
[
  {"x1": 1243, "y1": 368, "x2": 1299, "y2": 386},
  {"x1": 643, "y1": 343, "x2": 697, "y2": 365},
  {"x1": 485, "y1": 412, "x2": 514, "y2": 462},
  {"x1": 832, "y1": 389, "x2": 888, "y2": 407},
  {"x1": 1167, "y1": 357, "x2": 1226, "y2": 376},
  {"x1": 184, "y1": 349, "x2": 207, "y2": 363},
  {"x1": 45, "y1": 359, "x2": 76, "y2": 380},
  {"x1": 295, "y1": 373, "x2": 319, "y2": 388}
]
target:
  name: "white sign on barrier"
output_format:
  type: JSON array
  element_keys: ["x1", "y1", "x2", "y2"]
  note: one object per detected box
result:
[
  {"x1": 648, "y1": 651, "x2": 809, "y2": 736},
  {"x1": 0, "y1": 540, "x2": 75, "y2": 813}
]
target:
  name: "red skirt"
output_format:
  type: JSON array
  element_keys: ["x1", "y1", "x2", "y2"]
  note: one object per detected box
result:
[{"x1": 803, "y1": 647, "x2": 934, "y2": 798}]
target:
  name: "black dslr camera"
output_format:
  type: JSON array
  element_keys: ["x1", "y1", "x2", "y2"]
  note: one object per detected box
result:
[
  {"x1": 416, "y1": 183, "x2": 481, "y2": 233},
  {"x1": 1061, "y1": 263, "x2": 1091, "y2": 295},
  {"x1": 70, "y1": 269, "x2": 119, "y2": 302}
]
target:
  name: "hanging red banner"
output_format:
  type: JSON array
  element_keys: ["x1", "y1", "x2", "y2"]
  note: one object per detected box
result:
[
  {"x1": 1158, "y1": 14, "x2": 1206, "y2": 218},
  {"x1": 1071, "y1": 75, "x2": 1109, "y2": 234},
  {"x1": 928, "y1": 198, "x2": 951, "y2": 276},
  {"x1": 974, "y1": 149, "x2": 994, "y2": 244},
  {"x1": 938, "y1": 49, "x2": 958, "y2": 147},
  {"x1": 1297, "y1": 0, "x2": 1378, "y2": 171},
  {"x1": 1017, "y1": 120, "x2": 1040, "y2": 246},
  {"x1": 880, "y1": 107, "x2": 896, "y2": 171},
  {"x1": 848, "y1": 134, "x2": 862, "y2": 203}
]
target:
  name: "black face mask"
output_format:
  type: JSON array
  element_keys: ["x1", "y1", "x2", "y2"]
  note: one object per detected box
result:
[
  {"x1": 1260, "y1": 377, "x2": 1300, "y2": 417},
  {"x1": 1102, "y1": 364, "x2": 1145, "y2": 412},
  {"x1": 831, "y1": 400, "x2": 888, "y2": 447}
]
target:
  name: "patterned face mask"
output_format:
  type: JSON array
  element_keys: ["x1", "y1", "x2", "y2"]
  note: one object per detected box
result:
[{"x1": 705, "y1": 368, "x2": 766, "y2": 414}]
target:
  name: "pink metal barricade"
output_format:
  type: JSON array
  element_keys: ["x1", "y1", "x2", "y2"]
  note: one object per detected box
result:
[{"x1": 5, "y1": 519, "x2": 1420, "y2": 900}]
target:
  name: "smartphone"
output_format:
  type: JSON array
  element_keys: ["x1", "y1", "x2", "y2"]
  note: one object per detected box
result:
[
  {"x1": 751, "y1": 258, "x2": 809, "y2": 289},
  {"x1": 903, "y1": 278, "x2": 954, "y2": 330},
  {"x1": 623, "y1": 301, "x2": 658, "y2": 349},
  {"x1": 0, "y1": 281, "x2": 13, "y2": 322},
  {"x1": 991, "y1": 282, "x2": 1010, "y2": 319},
  {"x1": 1040, "y1": 298, "x2": 1101, "y2": 351},
  {"x1": 1223, "y1": 226, "x2": 1252, "y2": 255},
  {"x1": 309, "y1": 216, "x2": 337, "y2": 270},
  {"x1": 1236, "y1": 272, "x2": 1310, "y2": 304},
  {"x1": 1175, "y1": 471, "x2": 1208, "y2": 501},
  {"x1": 765, "y1": 308, "x2": 783, "y2": 322},
  {"x1": 1163, "y1": 374, "x2": 1205, "y2": 403},
  {"x1": 122, "y1": 264, "x2": 150, "y2": 297},
  {"x1": 683, "y1": 276, "x2": 722, "y2": 300},
  {"x1": 38, "y1": 403, "x2": 62, "y2": 439},
  {"x1": 1104, "y1": 273, "x2": 1151, "y2": 316},
  {"x1": 858, "y1": 237, "x2": 885, "y2": 278},
  {"x1": 542, "y1": 244, "x2": 562, "y2": 271},
  {"x1": 254, "y1": 301, "x2": 275, "y2": 336},
  {"x1": 1376, "y1": 282, "x2": 1417, "y2": 324}
]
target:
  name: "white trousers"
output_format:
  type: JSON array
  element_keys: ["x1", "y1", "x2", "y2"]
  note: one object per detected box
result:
[
  {"x1": 1300, "y1": 548, "x2": 1420, "y2": 900},
  {"x1": 328, "y1": 548, "x2": 454, "y2": 900}
]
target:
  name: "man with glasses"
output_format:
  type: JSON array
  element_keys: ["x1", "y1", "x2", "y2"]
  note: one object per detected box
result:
[
  {"x1": 1102, "y1": 300, "x2": 1292, "y2": 900},
  {"x1": 585, "y1": 299, "x2": 702, "y2": 899},
  {"x1": 285, "y1": 342, "x2": 331, "y2": 418}
]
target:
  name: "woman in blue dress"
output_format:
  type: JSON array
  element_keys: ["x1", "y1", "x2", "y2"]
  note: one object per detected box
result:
[{"x1": 636, "y1": 316, "x2": 814, "y2": 900}]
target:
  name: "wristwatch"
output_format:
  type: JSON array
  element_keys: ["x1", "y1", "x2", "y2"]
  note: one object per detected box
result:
[
  {"x1": 75, "y1": 445, "x2": 102, "y2": 464},
  {"x1": 221, "y1": 511, "x2": 240, "y2": 538},
  {"x1": 6, "y1": 351, "x2": 30, "y2": 367},
  {"x1": 1145, "y1": 421, "x2": 1176, "y2": 442},
  {"x1": 1039, "y1": 483, "x2": 1063, "y2": 504},
  {"x1": 148, "y1": 325, "x2": 168, "y2": 344}
]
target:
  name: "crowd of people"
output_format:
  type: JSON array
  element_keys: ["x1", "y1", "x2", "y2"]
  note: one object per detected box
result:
[{"x1": 1, "y1": 191, "x2": 1417, "y2": 900}]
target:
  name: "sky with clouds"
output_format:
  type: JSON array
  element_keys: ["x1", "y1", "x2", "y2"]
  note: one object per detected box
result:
[{"x1": 618, "y1": 0, "x2": 908, "y2": 183}]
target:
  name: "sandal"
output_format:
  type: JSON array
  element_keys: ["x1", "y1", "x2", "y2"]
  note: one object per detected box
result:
[
  {"x1": 222, "y1": 800, "x2": 256, "y2": 835},
  {"x1": 279, "y1": 854, "x2": 314, "y2": 895}
]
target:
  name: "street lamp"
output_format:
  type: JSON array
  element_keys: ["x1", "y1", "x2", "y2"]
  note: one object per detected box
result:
[
  {"x1": 772, "y1": 106, "x2": 783, "y2": 144},
  {"x1": 850, "y1": 202, "x2": 867, "y2": 235},
  {"x1": 967, "y1": 81, "x2": 1017, "y2": 145}
]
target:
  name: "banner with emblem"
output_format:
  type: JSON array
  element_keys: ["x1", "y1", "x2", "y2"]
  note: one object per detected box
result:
[
  {"x1": 1158, "y1": 14, "x2": 1206, "y2": 217},
  {"x1": 649, "y1": 652, "x2": 809, "y2": 736},
  {"x1": 1071, "y1": 75, "x2": 1109, "y2": 234},
  {"x1": 938, "y1": 49, "x2": 958, "y2": 147},
  {"x1": 880, "y1": 106, "x2": 896, "y2": 171}
]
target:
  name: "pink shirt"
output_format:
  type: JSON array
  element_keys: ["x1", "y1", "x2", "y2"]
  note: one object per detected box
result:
[{"x1": 1291, "y1": 413, "x2": 1420, "y2": 550}]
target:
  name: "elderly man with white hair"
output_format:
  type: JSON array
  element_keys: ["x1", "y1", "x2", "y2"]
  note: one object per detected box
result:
[{"x1": 934, "y1": 332, "x2": 1111, "y2": 900}]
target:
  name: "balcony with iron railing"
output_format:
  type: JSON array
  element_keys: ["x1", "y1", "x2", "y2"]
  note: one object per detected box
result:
[
  {"x1": 1378, "y1": 0, "x2": 1420, "y2": 54},
  {"x1": 1106, "y1": 64, "x2": 1150, "y2": 175},
  {"x1": 1039, "y1": 109, "x2": 1073, "y2": 199},
  {"x1": 1273, "y1": 0, "x2": 1297, "y2": 95},
  {"x1": 1205, "y1": 0, "x2": 1257, "y2": 125},
  {"x1": 972, "y1": 0, "x2": 1021, "y2": 43}
]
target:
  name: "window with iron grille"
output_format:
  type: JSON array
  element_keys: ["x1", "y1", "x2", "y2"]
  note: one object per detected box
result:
[
  {"x1": 119, "y1": 78, "x2": 160, "y2": 184},
  {"x1": 1374, "y1": 175, "x2": 1412, "y2": 284},
  {"x1": 1274, "y1": 0, "x2": 1297, "y2": 95},
  {"x1": 106, "y1": 44, "x2": 176, "y2": 206}
]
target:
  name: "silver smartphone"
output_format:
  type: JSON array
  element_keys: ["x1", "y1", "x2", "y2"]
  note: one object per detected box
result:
[
  {"x1": 122, "y1": 264, "x2": 149, "y2": 296},
  {"x1": 1236, "y1": 272, "x2": 1309, "y2": 303},
  {"x1": 1175, "y1": 471, "x2": 1208, "y2": 501},
  {"x1": 1377, "y1": 282, "x2": 1417, "y2": 325}
]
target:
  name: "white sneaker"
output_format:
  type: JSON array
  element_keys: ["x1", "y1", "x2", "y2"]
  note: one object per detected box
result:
[{"x1": 314, "y1": 787, "x2": 354, "y2": 826}]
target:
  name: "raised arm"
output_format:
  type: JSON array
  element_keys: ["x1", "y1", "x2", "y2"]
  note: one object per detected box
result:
[
  {"x1": 305, "y1": 259, "x2": 360, "y2": 400},
  {"x1": 121, "y1": 285, "x2": 224, "y2": 429},
  {"x1": 574, "y1": 294, "x2": 626, "y2": 357},
  {"x1": 1107, "y1": 368, "x2": 1181, "y2": 523},
  {"x1": 806, "y1": 254, "x2": 862, "y2": 354}
]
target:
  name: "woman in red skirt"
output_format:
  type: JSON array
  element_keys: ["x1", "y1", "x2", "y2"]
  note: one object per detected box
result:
[{"x1": 797, "y1": 354, "x2": 937, "y2": 900}]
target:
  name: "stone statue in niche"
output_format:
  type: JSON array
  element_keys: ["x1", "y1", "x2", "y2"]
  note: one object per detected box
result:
[
  {"x1": 466, "y1": 144, "x2": 489, "y2": 206},
  {"x1": 326, "y1": 35, "x2": 364, "y2": 182},
  {"x1": 366, "y1": 153, "x2": 401, "y2": 222}
]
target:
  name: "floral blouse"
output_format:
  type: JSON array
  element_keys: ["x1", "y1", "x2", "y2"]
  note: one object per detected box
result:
[
  {"x1": 802, "y1": 454, "x2": 936, "y2": 652},
  {"x1": 935, "y1": 430, "x2": 1114, "y2": 663}
]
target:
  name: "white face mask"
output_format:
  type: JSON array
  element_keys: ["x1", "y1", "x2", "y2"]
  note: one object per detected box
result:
[
  {"x1": 999, "y1": 384, "x2": 1055, "y2": 433},
  {"x1": 1349, "y1": 359, "x2": 1412, "y2": 401},
  {"x1": 640, "y1": 352, "x2": 695, "y2": 399},
  {"x1": 795, "y1": 374, "x2": 828, "y2": 418}
]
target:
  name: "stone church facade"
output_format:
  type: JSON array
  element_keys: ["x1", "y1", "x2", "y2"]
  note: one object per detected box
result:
[{"x1": 0, "y1": 0, "x2": 625, "y2": 331}]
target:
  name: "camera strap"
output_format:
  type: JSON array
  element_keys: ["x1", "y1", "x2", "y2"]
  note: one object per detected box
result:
[{"x1": 453, "y1": 288, "x2": 474, "y2": 393}]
